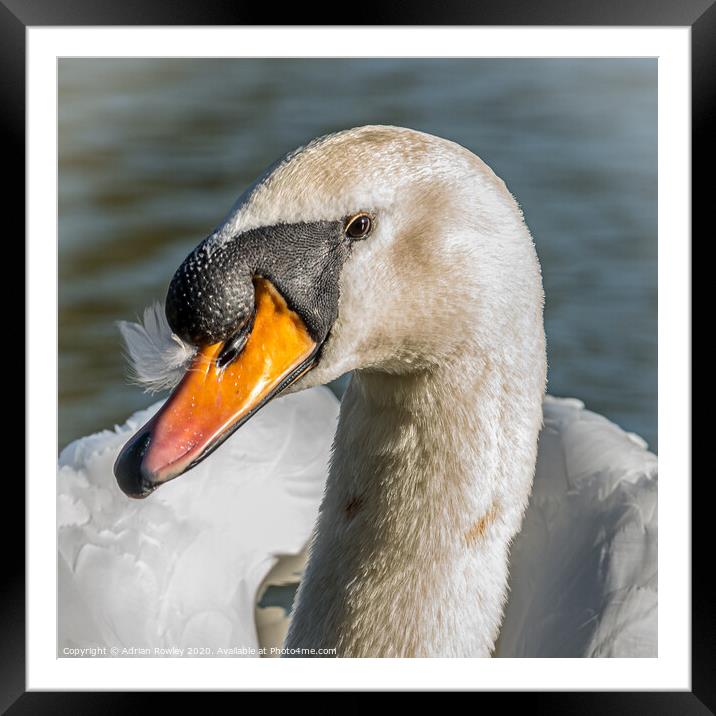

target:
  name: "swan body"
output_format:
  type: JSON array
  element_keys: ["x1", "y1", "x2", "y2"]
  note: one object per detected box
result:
[
  {"x1": 58, "y1": 391, "x2": 657, "y2": 657},
  {"x1": 58, "y1": 388, "x2": 339, "y2": 654},
  {"x1": 495, "y1": 397, "x2": 657, "y2": 657},
  {"x1": 59, "y1": 125, "x2": 657, "y2": 657}
]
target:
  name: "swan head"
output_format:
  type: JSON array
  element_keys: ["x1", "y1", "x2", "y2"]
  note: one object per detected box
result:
[{"x1": 114, "y1": 125, "x2": 544, "y2": 497}]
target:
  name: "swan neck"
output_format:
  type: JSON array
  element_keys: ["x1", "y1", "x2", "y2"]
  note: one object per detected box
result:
[{"x1": 286, "y1": 348, "x2": 544, "y2": 656}]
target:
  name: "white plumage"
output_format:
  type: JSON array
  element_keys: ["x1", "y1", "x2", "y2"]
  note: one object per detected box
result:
[
  {"x1": 495, "y1": 397, "x2": 657, "y2": 657},
  {"x1": 58, "y1": 387, "x2": 339, "y2": 655},
  {"x1": 58, "y1": 388, "x2": 656, "y2": 657}
]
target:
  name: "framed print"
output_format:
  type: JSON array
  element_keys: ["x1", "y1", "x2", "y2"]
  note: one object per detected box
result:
[{"x1": 7, "y1": 0, "x2": 706, "y2": 708}]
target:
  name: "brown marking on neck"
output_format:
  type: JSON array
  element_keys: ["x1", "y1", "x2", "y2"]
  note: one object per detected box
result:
[
  {"x1": 345, "y1": 495, "x2": 364, "y2": 521},
  {"x1": 465, "y1": 502, "x2": 499, "y2": 546}
]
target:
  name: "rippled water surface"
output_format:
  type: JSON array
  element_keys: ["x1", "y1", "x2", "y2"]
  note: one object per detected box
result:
[{"x1": 59, "y1": 59, "x2": 657, "y2": 451}]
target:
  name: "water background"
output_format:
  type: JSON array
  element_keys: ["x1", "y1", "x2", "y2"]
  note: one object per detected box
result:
[{"x1": 59, "y1": 59, "x2": 657, "y2": 451}]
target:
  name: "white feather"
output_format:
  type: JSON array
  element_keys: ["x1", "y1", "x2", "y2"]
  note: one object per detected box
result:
[
  {"x1": 117, "y1": 303, "x2": 196, "y2": 393},
  {"x1": 58, "y1": 387, "x2": 340, "y2": 656},
  {"x1": 495, "y1": 396, "x2": 657, "y2": 657}
]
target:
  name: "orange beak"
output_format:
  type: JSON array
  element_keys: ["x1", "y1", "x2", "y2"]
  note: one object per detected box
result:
[{"x1": 114, "y1": 277, "x2": 317, "y2": 497}]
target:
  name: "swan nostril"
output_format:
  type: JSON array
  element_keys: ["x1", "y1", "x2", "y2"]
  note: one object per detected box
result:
[
  {"x1": 216, "y1": 310, "x2": 255, "y2": 370},
  {"x1": 216, "y1": 335, "x2": 246, "y2": 371}
]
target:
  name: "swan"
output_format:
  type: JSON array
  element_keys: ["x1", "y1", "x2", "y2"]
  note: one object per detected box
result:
[{"x1": 59, "y1": 125, "x2": 657, "y2": 657}]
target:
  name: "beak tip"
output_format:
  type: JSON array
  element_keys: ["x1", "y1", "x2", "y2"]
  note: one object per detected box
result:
[{"x1": 113, "y1": 426, "x2": 159, "y2": 499}]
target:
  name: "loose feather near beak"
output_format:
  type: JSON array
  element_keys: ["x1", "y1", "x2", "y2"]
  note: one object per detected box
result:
[{"x1": 117, "y1": 303, "x2": 197, "y2": 393}]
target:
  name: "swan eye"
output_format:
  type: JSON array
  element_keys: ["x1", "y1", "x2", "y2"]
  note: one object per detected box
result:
[{"x1": 345, "y1": 213, "x2": 373, "y2": 240}]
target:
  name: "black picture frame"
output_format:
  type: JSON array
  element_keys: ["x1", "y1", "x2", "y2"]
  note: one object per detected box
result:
[{"x1": 8, "y1": 0, "x2": 704, "y2": 709}]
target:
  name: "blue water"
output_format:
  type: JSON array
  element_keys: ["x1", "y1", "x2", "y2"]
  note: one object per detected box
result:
[{"x1": 59, "y1": 58, "x2": 657, "y2": 451}]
